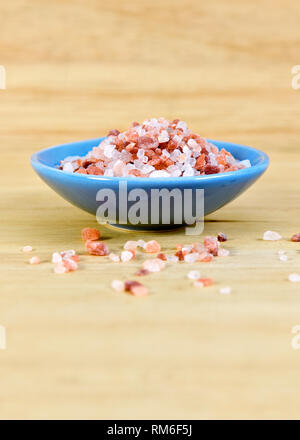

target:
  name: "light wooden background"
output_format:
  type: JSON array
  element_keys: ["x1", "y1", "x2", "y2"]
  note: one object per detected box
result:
[{"x1": 1, "y1": 0, "x2": 300, "y2": 420}]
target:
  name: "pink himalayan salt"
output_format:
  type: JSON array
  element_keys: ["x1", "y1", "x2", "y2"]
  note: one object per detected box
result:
[
  {"x1": 197, "y1": 251, "x2": 213, "y2": 262},
  {"x1": 217, "y1": 248, "x2": 230, "y2": 257},
  {"x1": 184, "y1": 253, "x2": 199, "y2": 263},
  {"x1": 142, "y1": 258, "x2": 165, "y2": 272},
  {"x1": 60, "y1": 118, "x2": 248, "y2": 178},
  {"x1": 23, "y1": 245, "x2": 33, "y2": 253},
  {"x1": 111, "y1": 280, "x2": 125, "y2": 291},
  {"x1": 187, "y1": 270, "x2": 201, "y2": 280},
  {"x1": 121, "y1": 250, "x2": 134, "y2": 262},
  {"x1": 109, "y1": 253, "x2": 120, "y2": 262},
  {"x1": 29, "y1": 256, "x2": 40, "y2": 265},
  {"x1": 54, "y1": 257, "x2": 78, "y2": 274},
  {"x1": 288, "y1": 273, "x2": 300, "y2": 283},
  {"x1": 124, "y1": 280, "x2": 148, "y2": 296},
  {"x1": 291, "y1": 233, "x2": 300, "y2": 242},
  {"x1": 85, "y1": 240, "x2": 109, "y2": 256},
  {"x1": 194, "y1": 277, "x2": 214, "y2": 288},
  {"x1": 81, "y1": 227, "x2": 101, "y2": 242},
  {"x1": 263, "y1": 230, "x2": 282, "y2": 241},
  {"x1": 135, "y1": 268, "x2": 150, "y2": 276},
  {"x1": 204, "y1": 236, "x2": 219, "y2": 256},
  {"x1": 124, "y1": 241, "x2": 138, "y2": 251},
  {"x1": 217, "y1": 232, "x2": 227, "y2": 242},
  {"x1": 145, "y1": 240, "x2": 161, "y2": 253},
  {"x1": 219, "y1": 286, "x2": 231, "y2": 295}
]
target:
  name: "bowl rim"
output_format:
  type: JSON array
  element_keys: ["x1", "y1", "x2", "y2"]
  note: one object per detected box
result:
[{"x1": 31, "y1": 137, "x2": 269, "y2": 183}]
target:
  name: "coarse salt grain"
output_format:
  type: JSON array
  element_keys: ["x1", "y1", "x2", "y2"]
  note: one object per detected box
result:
[
  {"x1": 187, "y1": 270, "x2": 201, "y2": 280},
  {"x1": 291, "y1": 233, "x2": 300, "y2": 242},
  {"x1": 23, "y1": 245, "x2": 33, "y2": 253},
  {"x1": 184, "y1": 253, "x2": 199, "y2": 263},
  {"x1": 288, "y1": 273, "x2": 300, "y2": 283},
  {"x1": 85, "y1": 240, "x2": 109, "y2": 256},
  {"x1": 111, "y1": 280, "x2": 125, "y2": 292},
  {"x1": 109, "y1": 253, "x2": 120, "y2": 263},
  {"x1": 121, "y1": 250, "x2": 134, "y2": 262},
  {"x1": 194, "y1": 277, "x2": 214, "y2": 287},
  {"x1": 219, "y1": 286, "x2": 231, "y2": 295},
  {"x1": 145, "y1": 240, "x2": 161, "y2": 253},
  {"x1": 143, "y1": 258, "x2": 165, "y2": 272},
  {"x1": 263, "y1": 230, "x2": 282, "y2": 241},
  {"x1": 217, "y1": 248, "x2": 230, "y2": 257},
  {"x1": 279, "y1": 254, "x2": 288, "y2": 262},
  {"x1": 124, "y1": 241, "x2": 138, "y2": 251},
  {"x1": 81, "y1": 227, "x2": 101, "y2": 241},
  {"x1": 52, "y1": 252, "x2": 63, "y2": 264},
  {"x1": 29, "y1": 256, "x2": 40, "y2": 265}
]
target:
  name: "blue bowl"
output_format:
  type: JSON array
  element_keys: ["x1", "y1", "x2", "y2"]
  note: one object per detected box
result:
[{"x1": 31, "y1": 137, "x2": 269, "y2": 230}]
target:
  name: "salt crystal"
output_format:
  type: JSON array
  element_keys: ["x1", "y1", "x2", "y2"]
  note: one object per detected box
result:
[
  {"x1": 137, "y1": 240, "x2": 146, "y2": 248},
  {"x1": 22, "y1": 245, "x2": 33, "y2": 253},
  {"x1": 288, "y1": 273, "x2": 300, "y2": 283},
  {"x1": 149, "y1": 170, "x2": 171, "y2": 178},
  {"x1": 62, "y1": 162, "x2": 74, "y2": 173},
  {"x1": 121, "y1": 250, "x2": 134, "y2": 262},
  {"x1": 143, "y1": 258, "x2": 165, "y2": 272},
  {"x1": 184, "y1": 253, "x2": 199, "y2": 263},
  {"x1": 166, "y1": 255, "x2": 179, "y2": 263},
  {"x1": 29, "y1": 256, "x2": 40, "y2": 265},
  {"x1": 263, "y1": 231, "x2": 282, "y2": 241},
  {"x1": 124, "y1": 241, "x2": 138, "y2": 251},
  {"x1": 219, "y1": 286, "x2": 231, "y2": 295},
  {"x1": 52, "y1": 252, "x2": 63, "y2": 264},
  {"x1": 279, "y1": 254, "x2": 288, "y2": 262},
  {"x1": 111, "y1": 280, "x2": 125, "y2": 291},
  {"x1": 109, "y1": 253, "x2": 120, "y2": 263},
  {"x1": 145, "y1": 240, "x2": 161, "y2": 253},
  {"x1": 217, "y1": 248, "x2": 230, "y2": 257},
  {"x1": 187, "y1": 270, "x2": 201, "y2": 280}
]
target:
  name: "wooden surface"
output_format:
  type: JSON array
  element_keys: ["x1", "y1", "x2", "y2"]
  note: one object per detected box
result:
[{"x1": 1, "y1": 0, "x2": 300, "y2": 420}]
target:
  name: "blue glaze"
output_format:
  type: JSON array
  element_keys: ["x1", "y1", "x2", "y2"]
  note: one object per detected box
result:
[{"x1": 31, "y1": 137, "x2": 269, "y2": 229}]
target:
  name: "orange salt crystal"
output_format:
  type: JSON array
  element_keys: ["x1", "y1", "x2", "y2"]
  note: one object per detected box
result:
[
  {"x1": 217, "y1": 232, "x2": 227, "y2": 242},
  {"x1": 85, "y1": 240, "x2": 109, "y2": 256},
  {"x1": 29, "y1": 256, "x2": 40, "y2": 265},
  {"x1": 157, "y1": 253, "x2": 167, "y2": 261},
  {"x1": 81, "y1": 227, "x2": 101, "y2": 242},
  {"x1": 63, "y1": 258, "x2": 78, "y2": 272},
  {"x1": 175, "y1": 250, "x2": 184, "y2": 261},
  {"x1": 145, "y1": 240, "x2": 161, "y2": 253},
  {"x1": 194, "y1": 277, "x2": 214, "y2": 287}
]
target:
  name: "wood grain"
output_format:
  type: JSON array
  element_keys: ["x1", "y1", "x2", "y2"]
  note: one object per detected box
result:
[{"x1": 0, "y1": 0, "x2": 300, "y2": 420}]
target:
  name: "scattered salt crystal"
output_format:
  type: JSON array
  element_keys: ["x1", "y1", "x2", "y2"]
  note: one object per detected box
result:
[
  {"x1": 143, "y1": 258, "x2": 165, "y2": 272},
  {"x1": 194, "y1": 280, "x2": 204, "y2": 288},
  {"x1": 111, "y1": 280, "x2": 125, "y2": 291},
  {"x1": 22, "y1": 245, "x2": 33, "y2": 253},
  {"x1": 219, "y1": 286, "x2": 231, "y2": 295},
  {"x1": 29, "y1": 256, "x2": 40, "y2": 265},
  {"x1": 187, "y1": 270, "x2": 201, "y2": 280},
  {"x1": 184, "y1": 253, "x2": 199, "y2": 263},
  {"x1": 145, "y1": 240, "x2": 161, "y2": 253},
  {"x1": 124, "y1": 241, "x2": 138, "y2": 251},
  {"x1": 279, "y1": 254, "x2": 288, "y2": 262},
  {"x1": 137, "y1": 240, "x2": 146, "y2": 248},
  {"x1": 288, "y1": 273, "x2": 300, "y2": 283},
  {"x1": 121, "y1": 250, "x2": 134, "y2": 262},
  {"x1": 217, "y1": 248, "x2": 230, "y2": 257},
  {"x1": 166, "y1": 255, "x2": 179, "y2": 263},
  {"x1": 263, "y1": 230, "x2": 282, "y2": 241},
  {"x1": 54, "y1": 263, "x2": 67, "y2": 274},
  {"x1": 109, "y1": 253, "x2": 120, "y2": 263},
  {"x1": 52, "y1": 252, "x2": 63, "y2": 264},
  {"x1": 187, "y1": 139, "x2": 198, "y2": 149}
]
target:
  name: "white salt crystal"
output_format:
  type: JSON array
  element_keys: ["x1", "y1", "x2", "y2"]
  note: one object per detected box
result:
[
  {"x1": 219, "y1": 286, "x2": 232, "y2": 295},
  {"x1": 111, "y1": 280, "x2": 125, "y2": 291},
  {"x1": 109, "y1": 253, "x2": 120, "y2": 263},
  {"x1": 149, "y1": 170, "x2": 171, "y2": 178},
  {"x1": 62, "y1": 162, "x2": 74, "y2": 173},
  {"x1": 239, "y1": 159, "x2": 251, "y2": 168},
  {"x1": 167, "y1": 255, "x2": 179, "y2": 263},
  {"x1": 184, "y1": 253, "x2": 199, "y2": 263},
  {"x1": 263, "y1": 231, "x2": 282, "y2": 241},
  {"x1": 187, "y1": 139, "x2": 198, "y2": 149},
  {"x1": 121, "y1": 250, "x2": 134, "y2": 262},
  {"x1": 187, "y1": 270, "x2": 201, "y2": 280},
  {"x1": 52, "y1": 252, "x2": 62, "y2": 264},
  {"x1": 288, "y1": 273, "x2": 300, "y2": 283},
  {"x1": 279, "y1": 254, "x2": 288, "y2": 262}
]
